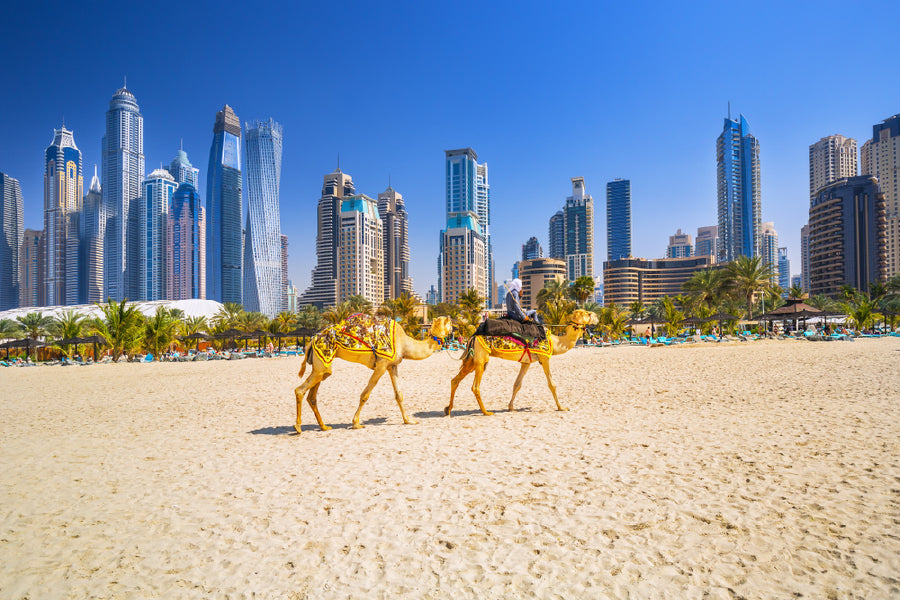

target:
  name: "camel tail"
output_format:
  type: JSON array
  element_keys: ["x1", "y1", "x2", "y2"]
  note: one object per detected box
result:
[
  {"x1": 462, "y1": 336, "x2": 477, "y2": 362},
  {"x1": 300, "y1": 340, "x2": 314, "y2": 376}
]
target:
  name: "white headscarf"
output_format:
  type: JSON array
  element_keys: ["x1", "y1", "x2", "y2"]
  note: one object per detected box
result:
[{"x1": 509, "y1": 278, "x2": 522, "y2": 293}]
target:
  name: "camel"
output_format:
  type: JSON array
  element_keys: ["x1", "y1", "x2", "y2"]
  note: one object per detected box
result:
[
  {"x1": 294, "y1": 314, "x2": 453, "y2": 434},
  {"x1": 445, "y1": 308, "x2": 598, "y2": 416}
]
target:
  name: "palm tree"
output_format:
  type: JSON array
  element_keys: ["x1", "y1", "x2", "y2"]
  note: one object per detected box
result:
[
  {"x1": 570, "y1": 276, "x2": 595, "y2": 305},
  {"x1": 346, "y1": 294, "x2": 373, "y2": 315},
  {"x1": 788, "y1": 283, "x2": 805, "y2": 299},
  {"x1": 540, "y1": 298, "x2": 576, "y2": 328},
  {"x1": 180, "y1": 315, "x2": 209, "y2": 337},
  {"x1": 596, "y1": 303, "x2": 629, "y2": 340},
  {"x1": 886, "y1": 274, "x2": 900, "y2": 298},
  {"x1": 725, "y1": 256, "x2": 775, "y2": 320},
  {"x1": 143, "y1": 306, "x2": 180, "y2": 357},
  {"x1": 91, "y1": 298, "x2": 145, "y2": 358},
  {"x1": 50, "y1": 310, "x2": 86, "y2": 357},
  {"x1": 868, "y1": 281, "x2": 888, "y2": 301},
  {"x1": 536, "y1": 278, "x2": 569, "y2": 311},
  {"x1": 807, "y1": 294, "x2": 837, "y2": 313},
  {"x1": 296, "y1": 305, "x2": 326, "y2": 330},
  {"x1": 839, "y1": 285, "x2": 859, "y2": 304},
  {"x1": 628, "y1": 300, "x2": 646, "y2": 322},
  {"x1": 843, "y1": 295, "x2": 879, "y2": 331},
  {"x1": 457, "y1": 288, "x2": 486, "y2": 336},
  {"x1": 682, "y1": 268, "x2": 727, "y2": 311},
  {"x1": 16, "y1": 312, "x2": 54, "y2": 340},
  {"x1": 0, "y1": 318, "x2": 22, "y2": 340},
  {"x1": 213, "y1": 302, "x2": 244, "y2": 330},
  {"x1": 323, "y1": 301, "x2": 354, "y2": 324},
  {"x1": 274, "y1": 311, "x2": 296, "y2": 332}
]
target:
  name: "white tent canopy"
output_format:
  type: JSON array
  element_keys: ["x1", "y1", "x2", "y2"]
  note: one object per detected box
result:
[{"x1": 0, "y1": 299, "x2": 225, "y2": 323}]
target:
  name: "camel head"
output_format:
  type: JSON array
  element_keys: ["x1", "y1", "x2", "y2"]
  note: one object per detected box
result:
[
  {"x1": 567, "y1": 309, "x2": 599, "y2": 333},
  {"x1": 429, "y1": 316, "x2": 453, "y2": 344}
]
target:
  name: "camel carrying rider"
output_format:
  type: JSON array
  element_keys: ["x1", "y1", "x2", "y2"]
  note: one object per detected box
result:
[{"x1": 506, "y1": 278, "x2": 544, "y2": 325}]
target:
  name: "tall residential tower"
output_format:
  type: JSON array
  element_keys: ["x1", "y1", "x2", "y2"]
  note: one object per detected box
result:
[
  {"x1": 44, "y1": 125, "x2": 83, "y2": 306},
  {"x1": 606, "y1": 178, "x2": 631, "y2": 261},
  {"x1": 564, "y1": 177, "x2": 594, "y2": 281},
  {"x1": 861, "y1": 114, "x2": 900, "y2": 278},
  {"x1": 716, "y1": 113, "x2": 760, "y2": 262},
  {"x1": 0, "y1": 173, "x2": 24, "y2": 309},
  {"x1": 206, "y1": 105, "x2": 243, "y2": 304},
  {"x1": 378, "y1": 185, "x2": 413, "y2": 300}
]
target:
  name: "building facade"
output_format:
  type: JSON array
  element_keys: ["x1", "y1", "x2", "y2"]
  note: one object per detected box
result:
[
  {"x1": 666, "y1": 229, "x2": 693, "y2": 258},
  {"x1": 102, "y1": 85, "x2": 145, "y2": 302},
  {"x1": 206, "y1": 104, "x2": 243, "y2": 305},
  {"x1": 299, "y1": 168, "x2": 355, "y2": 308},
  {"x1": 548, "y1": 210, "x2": 564, "y2": 259},
  {"x1": 44, "y1": 126, "x2": 83, "y2": 306},
  {"x1": 809, "y1": 135, "x2": 857, "y2": 203},
  {"x1": 337, "y1": 194, "x2": 383, "y2": 305},
  {"x1": 0, "y1": 173, "x2": 23, "y2": 310},
  {"x1": 168, "y1": 147, "x2": 199, "y2": 187},
  {"x1": 606, "y1": 178, "x2": 631, "y2": 261},
  {"x1": 602, "y1": 256, "x2": 714, "y2": 307},
  {"x1": 79, "y1": 167, "x2": 104, "y2": 304},
  {"x1": 167, "y1": 182, "x2": 205, "y2": 301},
  {"x1": 242, "y1": 118, "x2": 283, "y2": 317},
  {"x1": 280, "y1": 234, "x2": 289, "y2": 313},
  {"x1": 518, "y1": 257, "x2": 566, "y2": 310},
  {"x1": 140, "y1": 169, "x2": 177, "y2": 301},
  {"x1": 564, "y1": 177, "x2": 594, "y2": 281},
  {"x1": 378, "y1": 185, "x2": 413, "y2": 300},
  {"x1": 800, "y1": 224, "x2": 810, "y2": 292},
  {"x1": 694, "y1": 225, "x2": 717, "y2": 258},
  {"x1": 760, "y1": 221, "x2": 779, "y2": 284},
  {"x1": 860, "y1": 114, "x2": 900, "y2": 278},
  {"x1": 522, "y1": 236, "x2": 543, "y2": 261},
  {"x1": 808, "y1": 176, "x2": 887, "y2": 298},
  {"x1": 716, "y1": 114, "x2": 760, "y2": 262},
  {"x1": 19, "y1": 229, "x2": 44, "y2": 308},
  {"x1": 778, "y1": 247, "x2": 790, "y2": 293},
  {"x1": 439, "y1": 213, "x2": 486, "y2": 304}
]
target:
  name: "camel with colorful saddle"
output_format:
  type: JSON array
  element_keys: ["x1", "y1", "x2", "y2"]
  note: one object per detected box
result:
[
  {"x1": 294, "y1": 313, "x2": 453, "y2": 433},
  {"x1": 445, "y1": 308, "x2": 598, "y2": 416}
]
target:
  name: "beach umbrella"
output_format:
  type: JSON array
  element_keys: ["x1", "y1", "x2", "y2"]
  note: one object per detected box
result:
[
  {"x1": 179, "y1": 331, "x2": 211, "y2": 351},
  {"x1": 79, "y1": 335, "x2": 107, "y2": 361},
  {"x1": 681, "y1": 316, "x2": 705, "y2": 326},
  {"x1": 4, "y1": 337, "x2": 46, "y2": 361},
  {"x1": 213, "y1": 328, "x2": 243, "y2": 350}
]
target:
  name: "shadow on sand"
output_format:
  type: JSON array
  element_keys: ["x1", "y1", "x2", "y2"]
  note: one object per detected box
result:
[{"x1": 249, "y1": 416, "x2": 388, "y2": 436}]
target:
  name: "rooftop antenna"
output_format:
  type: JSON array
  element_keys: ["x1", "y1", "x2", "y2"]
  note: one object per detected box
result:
[
  {"x1": 180, "y1": 138, "x2": 183, "y2": 151},
  {"x1": 124, "y1": 75, "x2": 127, "y2": 89},
  {"x1": 388, "y1": 174, "x2": 392, "y2": 189},
  {"x1": 337, "y1": 152, "x2": 340, "y2": 171}
]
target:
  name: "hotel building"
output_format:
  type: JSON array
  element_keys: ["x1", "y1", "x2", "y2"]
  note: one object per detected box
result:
[{"x1": 602, "y1": 256, "x2": 713, "y2": 307}]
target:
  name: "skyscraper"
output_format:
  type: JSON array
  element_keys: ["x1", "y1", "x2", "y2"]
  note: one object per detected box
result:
[
  {"x1": 606, "y1": 178, "x2": 631, "y2": 261},
  {"x1": 760, "y1": 222, "x2": 779, "y2": 284},
  {"x1": 778, "y1": 247, "x2": 790, "y2": 294},
  {"x1": 860, "y1": 114, "x2": 900, "y2": 278},
  {"x1": 206, "y1": 105, "x2": 243, "y2": 305},
  {"x1": 280, "y1": 234, "x2": 289, "y2": 313},
  {"x1": 299, "y1": 167, "x2": 355, "y2": 309},
  {"x1": 79, "y1": 166, "x2": 103, "y2": 304},
  {"x1": 44, "y1": 125, "x2": 83, "y2": 306},
  {"x1": 548, "y1": 210, "x2": 564, "y2": 260},
  {"x1": 103, "y1": 85, "x2": 145, "y2": 302},
  {"x1": 441, "y1": 148, "x2": 489, "y2": 305},
  {"x1": 167, "y1": 182, "x2": 205, "y2": 300},
  {"x1": 338, "y1": 194, "x2": 384, "y2": 305},
  {"x1": 242, "y1": 118, "x2": 283, "y2": 317},
  {"x1": 378, "y1": 185, "x2": 413, "y2": 300},
  {"x1": 0, "y1": 172, "x2": 24, "y2": 310},
  {"x1": 695, "y1": 225, "x2": 718, "y2": 258},
  {"x1": 809, "y1": 135, "x2": 857, "y2": 203},
  {"x1": 800, "y1": 224, "x2": 810, "y2": 292},
  {"x1": 19, "y1": 229, "x2": 44, "y2": 308},
  {"x1": 168, "y1": 146, "x2": 200, "y2": 187},
  {"x1": 809, "y1": 176, "x2": 887, "y2": 297},
  {"x1": 666, "y1": 229, "x2": 693, "y2": 258},
  {"x1": 522, "y1": 236, "x2": 543, "y2": 261},
  {"x1": 716, "y1": 113, "x2": 760, "y2": 263},
  {"x1": 564, "y1": 177, "x2": 594, "y2": 281},
  {"x1": 140, "y1": 169, "x2": 177, "y2": 301}
]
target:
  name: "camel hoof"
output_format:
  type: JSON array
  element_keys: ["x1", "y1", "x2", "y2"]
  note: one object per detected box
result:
[
  {"x1": 443, "y1": 406, "x2": 452, "y2": 416},
  {"x1": 351, "y1": 423, "x2": 365, "y2": 429},
  {"x1": 294, "y1": 424, "x2": 302, "y2": 434},
  {"x1": 404, "y1": 419, "x2": 418, "y2": 425},
  {"x1": 321, "y1": 424, "x2": 333, "y2": 431},
  {"x1": 483, "y1": 411, "x2": 494, "y2": 416},
  {"x1": 558, "y1": 406, "x2": 569, "y2": 412},
  {"x1": 507, "y1": 404, "x2": 515, "y2": 411}
]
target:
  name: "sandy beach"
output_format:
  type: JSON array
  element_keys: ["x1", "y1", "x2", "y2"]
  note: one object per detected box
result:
[{"x1": 1, "y1": 337, "x2": 898, "y2": 599}]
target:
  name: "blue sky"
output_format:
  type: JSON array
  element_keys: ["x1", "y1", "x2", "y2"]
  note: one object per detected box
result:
[{"x1": 2, "y1": 1, "x2": 898, "y2": 299}]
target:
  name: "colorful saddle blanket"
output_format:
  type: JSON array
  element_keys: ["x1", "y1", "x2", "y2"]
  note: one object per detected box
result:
[
  {"x1": 476, "y1": 335, "x2": 553, "y2": 362},
  {"x1": 311, "y1": 314, "x2": 398, "y2": 368}
]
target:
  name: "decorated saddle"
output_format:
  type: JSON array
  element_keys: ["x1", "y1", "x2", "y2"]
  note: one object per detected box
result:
[
  {"x1": 310, "y1": 314, "x2": 398, "y2": 368},
  {"x1": 473, "y1": 317, "x2": 551, "y2": 363}
]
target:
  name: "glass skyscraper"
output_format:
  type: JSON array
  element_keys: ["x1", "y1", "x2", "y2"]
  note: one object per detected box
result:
[
  {"x1": 606, "y1": 178, "x2": 631, "y2": 261},
  {"x1": 79, "y1": 166, "x2": 104, "y2": 304},
  {"x1": 0, "y1": 172, "x2": 24, "y2": 310},
  {"x1": 140, "y1": 169, "x2": 177, "y2": 301},
  {"x1": 102, "y1": 85, "x2": 145, "y2": 302},
  {"x1": 206, "y1": 105, "x2": 243, "y2": 305},
  {"x1": 716, "y1": 113, "x2": 760, "y2": 263},
  {"x1": 378, "y1": 185, "x2": 413, "y2": 300},
  {"x1": 563, "y1": 177, "x2": 594, "y2": 281},
  {"x1": 168, "y1": 146, "x2": 200, "y2": 188},
  {"x1": 548, "y1": 210, "x2": 564, "y2": 260},
  {"x1": 168, "y1": 182, "x2": 205, "y2": 300},
  {"x1": 44, "y1": 125, "x2": 83, "y2": 306},
  {"x1": 242, "y1": 118, "x2": 283, "y2": 317}
]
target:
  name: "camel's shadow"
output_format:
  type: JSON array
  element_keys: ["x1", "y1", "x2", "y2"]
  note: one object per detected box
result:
[
  {"x1": 249, "y1": 417, "x2": 388, "y2": 436},
  {"x1": 413, "y1": 407, "x2": 533, "y2": 419}
]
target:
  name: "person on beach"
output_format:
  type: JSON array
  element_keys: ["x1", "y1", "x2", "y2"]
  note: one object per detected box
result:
[{"x1": 506, "y1": 278, "x2": 543, "y2": 325}]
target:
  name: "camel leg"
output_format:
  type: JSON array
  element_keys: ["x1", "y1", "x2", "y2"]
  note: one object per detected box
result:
[
  {"x1": 508, "y1": 362, "x2": 531, "y2": 411},
  {"x1": 445, "y1": 359, "x2": 475, "y2": 416},
  {"x1": 351, "y1": 363, "x2": 388, "y2": 429},
  {"x1": 387, "y1": 364, "x2": 416, "y2": 425},
  {"x1": 306, "y1": 375, "x2": 332, "y2": 431},
  {"x1": 471, "y1": 359, "x2": 493, "y2": 416},
  {"x1": 539, "y1": 358, "x2": 568, "y2": 411},
  {"x1": 294, "y1": 368, "x2": 330, "y2": 433}
]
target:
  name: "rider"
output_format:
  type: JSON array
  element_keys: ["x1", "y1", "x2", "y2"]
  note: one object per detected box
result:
[{"x1": 506, "y1": 278, "x2": 544, "y2": 325}]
